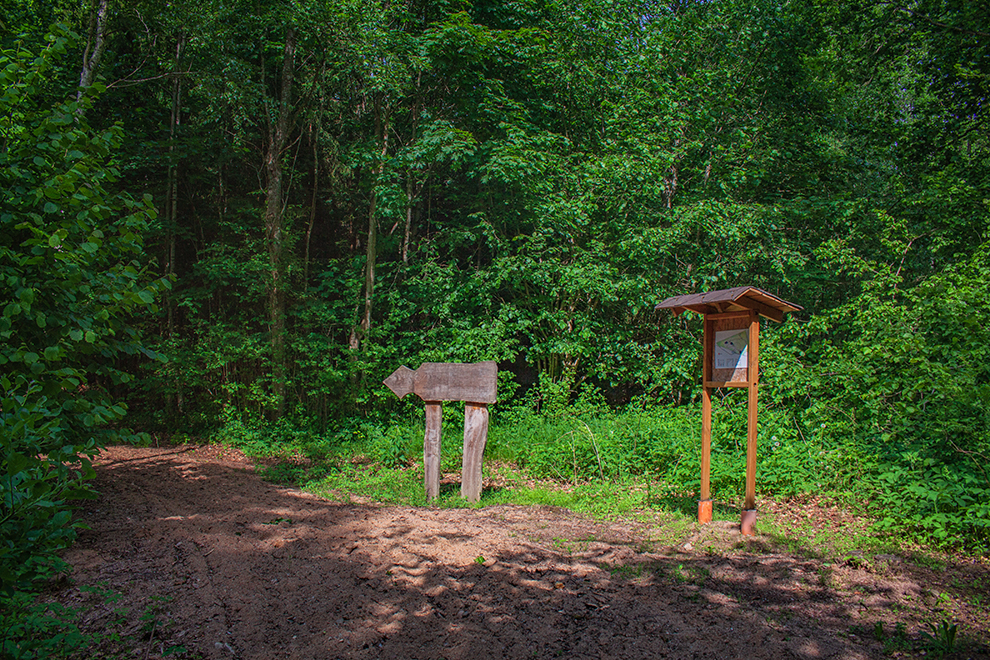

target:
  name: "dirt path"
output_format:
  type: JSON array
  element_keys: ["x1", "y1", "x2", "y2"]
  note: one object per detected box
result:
[{"x1": 53, "y1": 445, "x2": 989, "y2": 659}]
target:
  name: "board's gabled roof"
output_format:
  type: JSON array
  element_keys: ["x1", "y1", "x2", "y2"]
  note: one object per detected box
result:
[{"x1": 656, "y1": 286, "x2": 802, "y2": 322}]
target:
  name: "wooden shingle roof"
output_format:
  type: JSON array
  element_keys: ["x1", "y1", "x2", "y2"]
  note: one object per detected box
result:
[{"x1": 656, "y1": 286, "x2": 802, "y2": 323}]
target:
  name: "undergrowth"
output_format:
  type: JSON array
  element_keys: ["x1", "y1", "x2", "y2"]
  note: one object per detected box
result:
[
  {"x1": 0, "y1": 590, "x2": 89, "y2": 660},
  {"x1": 210, "y1": 386, "x2": 988, "y2": 556}
]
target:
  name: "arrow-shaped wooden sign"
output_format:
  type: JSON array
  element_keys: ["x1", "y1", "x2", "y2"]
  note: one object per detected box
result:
[
  {"x1": 383, "y1": 361, "x2": 498, "y2": 502},
  {"x1": 383, "y1": 361, "x2": 497, "y2": 404}
]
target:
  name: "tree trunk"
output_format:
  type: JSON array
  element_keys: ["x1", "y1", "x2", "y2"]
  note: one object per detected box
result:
[
  {"x1": 402, "y1": 90, "x2": 420, "y2": 264},
  {"x1": 77, "y1": 0, "x2": 109, "y2": 105},
  {"x1": 356, "y1": 96, "x2": 389, "y2": 345},
  {"x1": 403, "y1": 177, "x2": 413, "y2": 264},
  {"x1": 166, "y1": 33, "x2": 185, "y2": 415},
  {"x1": 263, "y1": 26, "x2": 296, "y2": 419},
  {"x1": 303, "y1": 118, "x2": 319, "y2": 288}
]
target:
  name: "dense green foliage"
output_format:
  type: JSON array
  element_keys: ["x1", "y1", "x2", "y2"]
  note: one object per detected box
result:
[
  {"x1": 2, "y1": 3, "x2": 988, "y2": 647},
  {"x1": 1, "y1": 23, "x2": 165, "y2": 653},
  {"x1": 116, "y1": 0, "x2": 983, "y2": 551}
]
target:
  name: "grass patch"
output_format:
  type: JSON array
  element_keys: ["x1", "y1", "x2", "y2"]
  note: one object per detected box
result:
[
  {"x1": 604, "y1": 561, "x2": 663, "y2": 580},
  {"x1": 222, "y1": 402, "x2": 979, "y2": 565},
  {"x1": 249, "y1": 441, "x2": 908, "y2": 563},
  {"x1": 308, "y1": 462, "x2": 427, "y2": 505},
  {"x1": 756, "y1": 510, "x2": 894, "y2": 562}
]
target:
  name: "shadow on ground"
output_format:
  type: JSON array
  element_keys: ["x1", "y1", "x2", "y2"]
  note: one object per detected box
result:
[{"x1": 52, "y1": 445, "x2": 990, "y2": 660}]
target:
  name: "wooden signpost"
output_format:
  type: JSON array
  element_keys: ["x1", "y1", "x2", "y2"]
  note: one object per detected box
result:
[
  {"x1": 657, "y1": 287, "x2": 801, "y2": 535},
  {"x1": 383, "y1": 361, "x2": 497, "y2": 503}
]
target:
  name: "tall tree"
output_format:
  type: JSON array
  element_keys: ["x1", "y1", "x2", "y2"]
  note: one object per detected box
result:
[{"x1": 262, "y1": 24, "x2": 296, "y2": 417}]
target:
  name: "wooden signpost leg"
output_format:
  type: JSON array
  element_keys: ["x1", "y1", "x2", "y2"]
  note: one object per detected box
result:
[
  {"x1": 461, "y1": 403, "x2": 489, "y2": 503},
  {"x1": 424, "y1": 402, "x2": 442, "y2": 501},
  {"x1": 741, "y1": 381, "x2": 758, "y2": 535},
  {"x1": 744, "y1": 383, "x2": 758, "y2": 511}
]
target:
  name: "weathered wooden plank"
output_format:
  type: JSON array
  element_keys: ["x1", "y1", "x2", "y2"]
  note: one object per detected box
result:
[
  {"x1": 383, "y1": 365, "x2": 416, "y2": 398},
  {"x1": 424, "y1": 402, "x2": 442, "y2": 501},
  {"x1": 461, "y1": 403, "x2": 489, "y2": 503},
  {"x1": 383, "y1": 362, "x2": 497, "y2": 404}
]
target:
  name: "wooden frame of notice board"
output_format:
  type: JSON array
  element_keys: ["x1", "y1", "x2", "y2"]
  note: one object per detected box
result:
[{"x1": 657, "y1": 287, "x2": 801, "y2": 535}]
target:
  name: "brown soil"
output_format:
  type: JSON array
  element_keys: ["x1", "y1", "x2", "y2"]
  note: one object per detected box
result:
[{"x1": 51, "y1": 444, "x2": 990, "y2": 660}]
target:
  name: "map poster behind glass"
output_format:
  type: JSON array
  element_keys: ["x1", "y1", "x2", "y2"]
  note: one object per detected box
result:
[{"x1": 714, "y1": 329, "x2": 748, "y2": 371}]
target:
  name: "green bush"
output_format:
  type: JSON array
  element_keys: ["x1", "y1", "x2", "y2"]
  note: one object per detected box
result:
[
  {"x1": 764, "y1": 238, "x2": 990, "y2": 550},
  {"x1": 873, "y1": 459, "x2": 990, "y2": 550},
  {"x1": 0, "y1": 592, "x2": 88, "y2": 660},
  {"x1": 1, "y1": 24, "x2": 165, "y2": 651},
  {"x1": 490, "y1": 388, "x2": 831, "y2": 503}
]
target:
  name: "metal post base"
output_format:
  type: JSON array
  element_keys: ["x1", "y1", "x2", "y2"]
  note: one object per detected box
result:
[
  {"x1": 741, "y1": 509, "x2": 757, "y2": 536},
  {"x1": 698, "y1": 499, "x2": 713, "y2": 524}
]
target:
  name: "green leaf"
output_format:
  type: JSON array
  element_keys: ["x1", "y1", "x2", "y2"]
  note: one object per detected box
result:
[
  {"x1": 64, "y1": 488, "x2": 98, "y2": 500},
  {"x1": 5, "y1": 452, "x2": 32, "y2": 475}
]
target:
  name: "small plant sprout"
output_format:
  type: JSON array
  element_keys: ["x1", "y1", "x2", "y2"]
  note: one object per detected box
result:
[{"x1": 922, "y1": 619, "x2": 958, "y2": 658}]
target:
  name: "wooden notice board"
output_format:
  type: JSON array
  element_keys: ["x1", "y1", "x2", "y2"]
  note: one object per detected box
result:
[
  {"x1": 657, "y1": 287, "x2": 800, "y2": 535},
  {"x1": 705, "y1": 311, "x2": 756, "y2": 387}
]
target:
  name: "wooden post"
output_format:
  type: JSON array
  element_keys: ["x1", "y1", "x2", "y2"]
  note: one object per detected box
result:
[
  {"x1": 699, "y1": 317, "x2": 713, "y2": 524},
  {"x1": 384, "y1": 362, "x2": 497, "y2": 502},
  {"x1": 461, "y1": 403, "x2": 489, "y2": 502},
  {"x1": 742, "y1": 311, "x2": 760, "y2": 535},
  {"x1": 699, "y1": 386, "x2": 713, "y2": 523},
  {"x1": 424, "y1": 402, "x2": 442, "y2": 501},
  {"x1": 656, "y1": 287, "x2": 800, "y2": 537}
]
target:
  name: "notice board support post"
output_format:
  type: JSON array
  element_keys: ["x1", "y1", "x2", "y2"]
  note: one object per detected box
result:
[
  {"x1": 699, "y1": 318, "x2": 713, "y2": 524},
  {"x1": 743, "y1": 309, "x2": 759, "y2": 534}
]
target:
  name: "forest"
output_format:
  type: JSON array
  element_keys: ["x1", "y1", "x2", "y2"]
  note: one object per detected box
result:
[{"x1": 2, "y1": 0, "x2": 989, "y2": 651}]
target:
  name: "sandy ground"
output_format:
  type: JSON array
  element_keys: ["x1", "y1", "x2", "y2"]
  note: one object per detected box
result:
[{"x1": 50, "y1": 444, "x2": 990, "y2": 659}]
